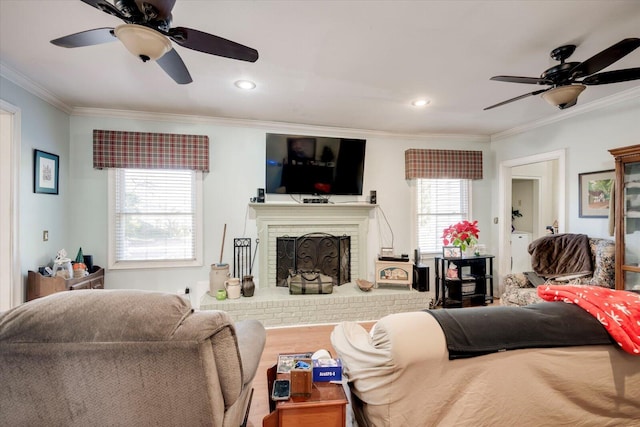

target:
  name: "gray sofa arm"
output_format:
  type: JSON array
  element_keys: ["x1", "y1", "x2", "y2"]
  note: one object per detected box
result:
[{"x1": 234, "y1": 319, "x2": 266, "y2": 387}]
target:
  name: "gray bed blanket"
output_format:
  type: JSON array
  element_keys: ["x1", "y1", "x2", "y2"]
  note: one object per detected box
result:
[
  {"x1": 426, "y1": 302, "x2": 612, "y2": 359},
  {"x1": 528, "y1": 233, "x2": 592, "y2": 279}
]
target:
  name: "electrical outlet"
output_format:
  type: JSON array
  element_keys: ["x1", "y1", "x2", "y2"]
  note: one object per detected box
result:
[{"x1": 43, "y1": 230, "x2": 49, "y2": 241}]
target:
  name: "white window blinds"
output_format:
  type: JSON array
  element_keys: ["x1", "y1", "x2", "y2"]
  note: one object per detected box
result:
[
  {"x1": 113, "y1": 168, "x2": 198, "y2": 264},
  {"x1": 415, "y1": 179, "x2": 471, "y2": 254}
]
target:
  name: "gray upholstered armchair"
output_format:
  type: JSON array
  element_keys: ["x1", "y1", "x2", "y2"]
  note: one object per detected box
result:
[
  {"x1": 501, "y1": 236, "x2": 615, "y2": 306},
  {"x1": 0, "y1": 289, "x2": 266, "y2": 426}
]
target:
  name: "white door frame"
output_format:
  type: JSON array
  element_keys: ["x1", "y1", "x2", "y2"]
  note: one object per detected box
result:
[
  {"x1": 0, "y1": 100, "x2": 21, "y2": 309},
  {"x1": 498, "y1": 149, "x2": 566, "y2": 292}
]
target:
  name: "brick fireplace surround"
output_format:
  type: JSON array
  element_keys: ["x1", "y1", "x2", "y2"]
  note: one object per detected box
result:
[{"x1": 199, "y1": 203, "x2": 432, "y2": 327}]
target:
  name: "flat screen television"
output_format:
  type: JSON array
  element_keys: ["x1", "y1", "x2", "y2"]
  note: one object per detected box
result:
[{"x1": 265, "y1": 133, "x2": 366, "y2": 195}]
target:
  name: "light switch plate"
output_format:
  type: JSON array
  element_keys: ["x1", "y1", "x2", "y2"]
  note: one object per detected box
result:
[{"x1": 43, "y1": 230, "x2": 49, "y2": 241}]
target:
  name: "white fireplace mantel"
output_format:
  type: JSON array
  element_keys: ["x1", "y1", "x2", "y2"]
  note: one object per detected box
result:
[{"x1": 249, "y1": 203, "x2": 377, "y2": 288}]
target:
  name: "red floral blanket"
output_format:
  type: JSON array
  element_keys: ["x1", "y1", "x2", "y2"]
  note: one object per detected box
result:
[{"x1": 538, "y1": 285, "x2": 640, "y2": 355}]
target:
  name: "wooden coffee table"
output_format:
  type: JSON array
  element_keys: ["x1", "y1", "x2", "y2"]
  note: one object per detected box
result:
[{"x1": 262, "y1": 364, "x2": 348, "y2": 427}]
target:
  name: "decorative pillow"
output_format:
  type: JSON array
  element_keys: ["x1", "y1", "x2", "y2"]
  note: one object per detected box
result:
[{"x1": 589, "y1": 239, "x2": 615, "y2": 288}]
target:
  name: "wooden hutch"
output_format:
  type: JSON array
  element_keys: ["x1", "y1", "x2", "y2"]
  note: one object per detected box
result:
[{"x1": 609, "y1": 144, "x2": 640, "y2": 292}]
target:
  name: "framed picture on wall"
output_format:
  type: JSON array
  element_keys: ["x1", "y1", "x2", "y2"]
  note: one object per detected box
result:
[
  {"x1": 443, "y1": 246, "x2": 461, "y2": 258},
  {"x1": 579, "y1": 169, "x2": 614, "y2": 218},
  {"x1": 34, "y1": 149, "x2": 59, "y2": 195}
]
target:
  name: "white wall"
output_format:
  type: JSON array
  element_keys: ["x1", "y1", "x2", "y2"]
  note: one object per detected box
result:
[
  {"x1": 7, "y1": 71, "x2": 637, "y2": 299},
  {"x1": 68, "y1": 113, "x2": 493, "y2": 293},
  {"x1": 491, "y1": 96, "x2": 640, "y2": 251},
  {"x1": 0, "y1": 76, "x2": 70, "y2": 302}
]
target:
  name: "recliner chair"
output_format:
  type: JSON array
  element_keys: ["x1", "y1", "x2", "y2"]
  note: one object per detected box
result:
[{"x1": 0, "y1": 289, "x2": 266, "y2": 426}]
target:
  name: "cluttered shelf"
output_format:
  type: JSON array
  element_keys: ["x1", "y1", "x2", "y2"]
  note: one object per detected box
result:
[{"x1": 27, "y1": 267, "x2": 104, "y2": 301}]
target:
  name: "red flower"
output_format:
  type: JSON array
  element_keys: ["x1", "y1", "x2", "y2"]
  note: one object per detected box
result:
[{"x1": 442, "y1": 220, "x2": 480, "y2": 251}]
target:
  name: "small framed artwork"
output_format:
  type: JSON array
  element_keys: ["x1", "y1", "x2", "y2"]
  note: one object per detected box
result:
[
  {"x1": 34, "y1": 149, "x2": 59, "y2": 195},
  {"x1": 443, "y1": 246, "x2": 461, "y2": 258},
  {"x1": 579, "y1": 169, "x2": 614, "y2": 218}
]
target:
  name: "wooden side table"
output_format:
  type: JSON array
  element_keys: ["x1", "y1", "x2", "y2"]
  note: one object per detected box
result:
[
  {"x1": 27, "y1": 268, "x2": 105, "y2": 301},
  {"x1": 263, "y1": 364, "x2": 347, "y2": 427}
]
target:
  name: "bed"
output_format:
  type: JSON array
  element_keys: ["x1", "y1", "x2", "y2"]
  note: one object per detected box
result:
[{"x1": 331, "y1": 287, "x2": 640, "y2": 426}]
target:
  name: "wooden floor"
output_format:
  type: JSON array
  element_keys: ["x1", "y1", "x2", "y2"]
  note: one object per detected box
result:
[{"x1": 246, "y1": 321, "x2": 374, "y2": 427}]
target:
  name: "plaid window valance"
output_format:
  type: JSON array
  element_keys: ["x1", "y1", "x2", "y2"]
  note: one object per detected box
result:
[
  {"x1": 93, "y1": 129, "x2": 209, "y2": 172},
  {"x1": 405, "y1": 148, "x2": 483, "y2": 180}
]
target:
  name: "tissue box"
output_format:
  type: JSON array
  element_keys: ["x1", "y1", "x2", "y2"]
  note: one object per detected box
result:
[{"x1": 312, "y1": 358, "x2": 342, "y2": 382}]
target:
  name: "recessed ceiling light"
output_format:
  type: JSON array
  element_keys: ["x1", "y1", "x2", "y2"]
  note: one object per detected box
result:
[
  {"x1": 411, "y1": 99, "x2": 430, "y2": 107},
  {"x1": 234, "y1": 80, "x2": 256, "y2": 90}
]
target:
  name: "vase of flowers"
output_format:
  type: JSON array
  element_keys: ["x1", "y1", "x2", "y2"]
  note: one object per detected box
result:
[{"x1": 442, "y1": 220, "x2": 480, "y2": 254}]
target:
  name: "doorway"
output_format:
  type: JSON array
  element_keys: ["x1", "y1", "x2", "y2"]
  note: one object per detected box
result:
[
  {"x1": 497, "y1": 150, "x2": 566, "y2": 295},
  {"x1": 0, "y1": 100, "x2": 21, "y2": 309},
  {"x1": 512, "y1": 177, "x2": 539, "y2": 234}
]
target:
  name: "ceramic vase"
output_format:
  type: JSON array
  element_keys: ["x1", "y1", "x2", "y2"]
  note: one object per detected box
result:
[
  {"x1": 242, "y1": 275, "x2": 255, "y2": 297},
  {"x1": 209, "y1": 263, "x2": 230, "y2": 295}
]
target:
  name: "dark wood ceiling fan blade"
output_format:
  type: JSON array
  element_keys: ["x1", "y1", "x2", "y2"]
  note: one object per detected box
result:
[
  {"x1": 483, "y1": 88, "x2": 549, "y2": 111},
  {"x1": 569, "y1": 38, "x2": 640, "y2": 78},
  {"x1": 50, "y1": 28, "x2": 116, "y2": 48},
  {"x1": 156, "y1": 48, "x2": 192, "y2": 84},
  {"x1": 168, "y1": 27, "x2": 258, "y2": 62},
  {"x1": 490, "y1": 75, "x2": 553, "y2": 85},
  {"x1": 582, "y1": 67, "x2": 640, "y2": 85}
]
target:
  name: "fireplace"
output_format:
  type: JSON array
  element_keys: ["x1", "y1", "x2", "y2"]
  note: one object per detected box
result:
[
  {"x1": 276, "y1": 233, "x2": 351, "y2": 286},
  {"x1": 250, "y1": 203, "x2": 376, "y2": 288}
]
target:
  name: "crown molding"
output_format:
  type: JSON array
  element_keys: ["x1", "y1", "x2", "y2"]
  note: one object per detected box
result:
[
  {"x1": 0, "y1": 63, "x2": 73, "y2": 114},
  {"x1": 491, "y1": 86, "x2": 640, "y2": 141},
  {"x1": 71, "y1": 106, "x2": 491, "y2": 143}
]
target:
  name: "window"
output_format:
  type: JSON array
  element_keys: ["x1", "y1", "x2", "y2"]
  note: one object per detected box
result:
[
  {"x1": 415, "y1": 178, "x2": 471, "y2": 254},
  {"x1": 108, "y1": 168, "x2": 203, "y2": 269}
]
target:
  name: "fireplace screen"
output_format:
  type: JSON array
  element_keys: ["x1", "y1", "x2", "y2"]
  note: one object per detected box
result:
[{"x1": 276, "y1": 233, "x2": 350, "y2": 287}]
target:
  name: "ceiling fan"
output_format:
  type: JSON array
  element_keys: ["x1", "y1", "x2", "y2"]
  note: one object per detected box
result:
[
  {"x1": 50, "y1": 0, "x2": 258, "y2": 84},
  {"x1": 484, "y1": 38, "x2": 640, "y2": 111}
]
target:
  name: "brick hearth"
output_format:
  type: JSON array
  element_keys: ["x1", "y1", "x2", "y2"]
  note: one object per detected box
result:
[
  {"x1": 198, "y1": 282, "x2": 433, "y2": 327},
  {"x1": 196, "y1": 203, "x2": 432, "y2": 327}
]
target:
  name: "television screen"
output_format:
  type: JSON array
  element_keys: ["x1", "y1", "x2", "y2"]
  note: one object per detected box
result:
[{"x1": 266, "y1": 133, "x2": 366, "y2": 195}]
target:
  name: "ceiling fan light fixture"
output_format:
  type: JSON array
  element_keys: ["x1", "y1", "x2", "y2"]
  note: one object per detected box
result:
[
  {"x1": 541, "y1": 84, "x2": 586, "y2": 107},
  {"x1": 114, "y1": 24, "x2": 171, "y2": 61},
  {"x1": 234, "y1": 80, "x2": 256, "y2": 90},
  {"x1": 411, "y1": 99, "x2": 431, "y2": 107}
]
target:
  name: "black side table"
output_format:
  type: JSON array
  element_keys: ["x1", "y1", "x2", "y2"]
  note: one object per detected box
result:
[{"x1": 434, "y1": 255, "x2": 494, "y2": 308}]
